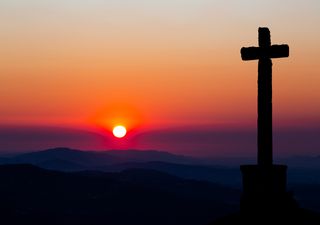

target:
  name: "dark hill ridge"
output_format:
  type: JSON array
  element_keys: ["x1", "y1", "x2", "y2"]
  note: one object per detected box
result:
[
  {"x1": 97, "y1": 161, "x2": 241, "y2": 187},
  {"x1": 0, "y1": 164, "x2": 239, "y2": 225},
  {"x1": 37, "y1": 158, "x2": 87, "y2": 171}
]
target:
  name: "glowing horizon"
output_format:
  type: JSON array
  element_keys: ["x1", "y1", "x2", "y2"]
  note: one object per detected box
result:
[{"x1": 1, "y1": 1, "x2": 320, "y2": 155}]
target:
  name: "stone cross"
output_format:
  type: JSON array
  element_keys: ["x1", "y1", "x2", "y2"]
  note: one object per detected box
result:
[{"x1": 241, "y1": 28, "x2": 289, "y2": 166}]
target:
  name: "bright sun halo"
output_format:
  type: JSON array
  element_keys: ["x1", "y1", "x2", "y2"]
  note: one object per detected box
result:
[{"x1": 112, "y1": 125, "x2": 127, "y2": 138}]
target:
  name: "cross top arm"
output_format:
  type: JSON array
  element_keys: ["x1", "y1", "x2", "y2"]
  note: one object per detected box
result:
[{"x1": 241, "y1": 44, "x2": 289, "y2": 61}]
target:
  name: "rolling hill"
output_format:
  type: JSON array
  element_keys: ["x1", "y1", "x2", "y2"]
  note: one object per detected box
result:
[{"x1": 0, "y1": 164, "x2": 239, "y2": 225}]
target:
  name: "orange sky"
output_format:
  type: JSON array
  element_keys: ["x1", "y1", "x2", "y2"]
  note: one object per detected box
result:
[{"x1": 1, "y1": 0, "x2": 320, "y2": 133}]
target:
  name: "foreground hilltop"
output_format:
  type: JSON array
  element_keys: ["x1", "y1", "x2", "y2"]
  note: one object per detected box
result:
[{"x1": 0, "y1": 164, "x2": 239, "y2": 225}]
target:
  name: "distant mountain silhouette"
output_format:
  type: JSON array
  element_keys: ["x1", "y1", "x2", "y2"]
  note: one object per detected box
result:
[
  {"x1": 3, "y1": 147, "x2": 198, "y2": 167},
  {"x1": 3, "y1": 147, "x2": 320, "y2": 169},
  {"x1": 13, "y1": 147, "x2": 118, "y2": 165},
  {"x1": 0, "y1": 164, "x2": 239, "y2": 225},
  {"x1": 0, "y1": 148, "x2": 242, "y2": 186},
  {"x1": 2, "y1": 148, "x2": 320, "y2": 185}
]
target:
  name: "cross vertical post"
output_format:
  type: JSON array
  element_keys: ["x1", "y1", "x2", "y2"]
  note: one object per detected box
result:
[
  {"x1": 241, "y1": 27, "x2": 289, "y2": 166},
  {"x1": 258, "y1": 28, "x2": 273, "y2": 166}
]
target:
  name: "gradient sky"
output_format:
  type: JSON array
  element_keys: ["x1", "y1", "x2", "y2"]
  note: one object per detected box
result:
[{"x1": 1, "y1": 1, "x2": 320, "y2": 156}]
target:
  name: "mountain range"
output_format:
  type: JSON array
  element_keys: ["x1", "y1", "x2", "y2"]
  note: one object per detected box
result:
[
  {"x1": 0, "y1": 148, "x2": 242, "y2": 186},
  {"x1": 1, "y1": 147, "x2": 320, "y2": 184},
  {"x1": 1, "y1": 147, "x2": 320, "y2": 214}
]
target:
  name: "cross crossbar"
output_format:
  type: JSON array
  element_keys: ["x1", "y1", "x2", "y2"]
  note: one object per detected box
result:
[{"x1": 241, "y1": 45, "x2": 289, "y2": 61}]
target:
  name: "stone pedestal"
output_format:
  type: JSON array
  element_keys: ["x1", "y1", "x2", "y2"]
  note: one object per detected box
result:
[
  {"x1": 240, "y1": 164, "x2": 297, "y2": 216},
  {"x1": 210, "y1": 164, "x2": 319, "y2": 225}
]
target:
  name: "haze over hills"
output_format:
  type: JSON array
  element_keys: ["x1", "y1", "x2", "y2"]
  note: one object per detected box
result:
[
  {"x1": 2, "y1": 147, "x2": 320, "y2": 168},
  {"x1": 10, "y1": 147, "x2": 198, "y2": 165},
  {"x1": 0, "y1": 148, "x2": 242, "y2": 186},
  {"x1": 1, "y1": 148, "x2": 320, "y2": 186}
]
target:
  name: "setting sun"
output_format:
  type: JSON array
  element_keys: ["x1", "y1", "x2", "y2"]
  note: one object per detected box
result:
[{"x1": 112, "y1": 125, "x2": 127, "y2": 138}]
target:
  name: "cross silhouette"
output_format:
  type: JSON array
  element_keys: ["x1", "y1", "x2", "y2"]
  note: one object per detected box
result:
[{"x1": 241, "y1": 27, "x2": 289, "y2": 166}]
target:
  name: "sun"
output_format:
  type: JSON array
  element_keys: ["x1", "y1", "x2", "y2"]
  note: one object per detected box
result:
[{"x1": 112, "y1": 125, "x2": 127, "y2": 138}]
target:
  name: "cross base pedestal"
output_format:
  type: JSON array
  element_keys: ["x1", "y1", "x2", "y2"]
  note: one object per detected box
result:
[{"x1": 240, "y1": 165, "x2": 297, "y2": 215}]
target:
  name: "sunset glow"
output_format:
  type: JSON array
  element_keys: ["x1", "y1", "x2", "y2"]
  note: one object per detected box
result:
[{"x1": 0, "y1": 0, "x2": 320, "y2": 156}]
